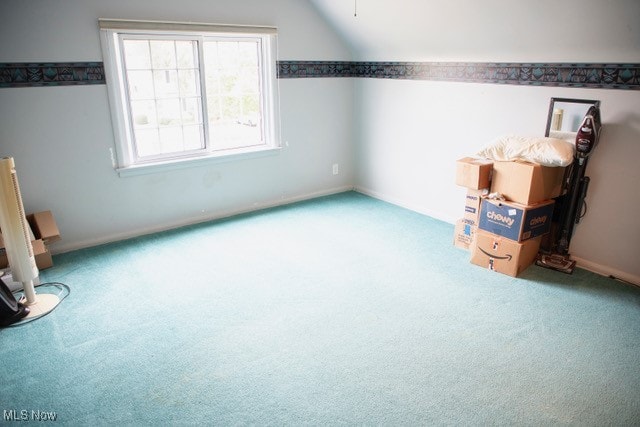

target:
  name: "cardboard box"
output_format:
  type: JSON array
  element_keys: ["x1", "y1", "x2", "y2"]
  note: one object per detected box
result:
[
  {"x1": 490, "y1": 160, "x2": 566, "y2": 205},
  {"x1": 478, "y1": 198, "x2": 554, "y2": 242},
  {"x1": 456, "y1": 157, "x2": 493, "y2": 190},
  {"x1": 0, "y1": 210, "x2": 60, "y2": 270},
  {"x1": 470, "y1": 230, "x2": 542, "y2": 277},
  {"x1": 32, "y1": 239, "x2": 53, "y2": 270},
  {"x1": 27, "y1": 211, "x2": 61, "y2": 244},
  {"x1": 463, "y1": 189, "x2": 487, "y2": 226},
  {"x1": 453, "y1": 219, "x2": 476, "y2": 250}
]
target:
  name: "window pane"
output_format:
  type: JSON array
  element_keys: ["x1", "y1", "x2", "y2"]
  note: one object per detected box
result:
[
  {"x1": 203, "y1": 42, "x2": 219, "y2": 66},
  {"x1": 220, "y1": 96, "x2": 240, "y2": 120},
  {"x1": 205, "y1": 74, "x2": 219, "y2": 93},
  {"x1": 127, "y1": 70, "x2": 154, "y2": 100},
  {"x1": 219, "y1": 72, "x2": 239, "y2": 94},
  {"x1": 157, "y1": 99, "x2": 182, "y2": 126},
  {"x1": 183, "y1": 125, "x2": 204, "y2": 151},
  {"x1": 181, "y1": 97, "x2": 200, "y2": 125},
  {"x1": 206, "y1": 95, "x2": 221, "y2": 122},
  {"x1": 216, "y1": 42, "x2": 238, "y2": 67},
  {"x1": 134, "y1": 128, "x2": 160, "y2": 157},
  {"x1": 242, "y1": 94, "x2": 260, "y2": 119},
  {"x1": 239, "y1": 67, "x2": 259, "y2": 93},
  {"x1": 149, "y1": 40, "x2": 176, "y2": 69},
  {"x1": 238, "y1": 42, "x2": 259, "y2": 67},
  {"x1": 178, "y1": 69, "x2": 198, "y2": 97},
  {"x1": 130, "y1": 100, "x2": 158, "y2": 127},
  {"x1": 159, "y1": 127, "x2": 183, "y2": 153},
  {"x1": 153, "y1": 70, "x2": 179, "y2": 98},
  {"x1": 203, "y1": 39, "x2": 265, "y2": 150},
  {"x1": 176, "y1": 41, "x2": 196, "y2": 69},
  {"x1": 123, "y1": 40, "x2": 151, "y2": 69}
]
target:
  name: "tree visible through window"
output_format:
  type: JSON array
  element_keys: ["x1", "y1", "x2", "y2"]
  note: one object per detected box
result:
[{"x1": 203, "y1": 39, "x2": 263, "y2": 151}]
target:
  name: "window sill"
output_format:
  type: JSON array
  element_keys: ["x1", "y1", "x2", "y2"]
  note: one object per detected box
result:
[{"x1": 116, "y1": 145, "x2": 282, "y2": 177}]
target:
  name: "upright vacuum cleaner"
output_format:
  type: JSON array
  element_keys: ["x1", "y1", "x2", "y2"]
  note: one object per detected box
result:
[{"x1": 537, "y1": 105, "x2": 602, "y2": 273}]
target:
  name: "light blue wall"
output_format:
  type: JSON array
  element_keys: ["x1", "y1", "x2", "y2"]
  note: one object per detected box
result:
[
  {"x1": 343, "y1": 1, "x2": 640, "y2": 283},
  {"x1": 0, "y1": 0, "x2": 355, "y2": 251}
]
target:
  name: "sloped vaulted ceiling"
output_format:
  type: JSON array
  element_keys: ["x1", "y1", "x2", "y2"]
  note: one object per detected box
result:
[{"x1": 307, "y1": 0, "x2": 640, "y2": 62}]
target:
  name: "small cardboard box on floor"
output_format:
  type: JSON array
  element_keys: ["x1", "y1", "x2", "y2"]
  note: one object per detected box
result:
[
  {"x1": 0, "y1": 210, "x2": 61, "y2": 270},
  {"x1": 471, "y1": 230, "x2": 542, "y2": 277},
  {"x1": 490, "y1": 160, "x2": 566, "y2": 205}
]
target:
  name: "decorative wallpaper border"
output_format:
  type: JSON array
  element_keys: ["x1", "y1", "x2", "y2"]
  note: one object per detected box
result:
[
  {"x1": 0, "y1": 62, "x2": 105, "y2": 87},
  {"x1": 278, "y1": 61, "x2": 640, "y2": 90},
  {"x1": 1, "y1": 61, "x2": 638, "y2": 90}
]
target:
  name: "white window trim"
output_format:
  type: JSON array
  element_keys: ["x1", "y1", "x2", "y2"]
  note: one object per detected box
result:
[
  {"x1": 114, "y1": 145, "x2": 282, "y2": 177},
  {"x1": 99, "y1": 19, "x2": 281, "y2": 177}
]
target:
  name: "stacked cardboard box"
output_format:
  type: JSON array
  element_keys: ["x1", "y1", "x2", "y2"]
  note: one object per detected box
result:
[
  {"x1": 453, "y1": 158, "x2": 492, "y2": 250},
  {"x1": 453, "y1": 189, "x2": 487, "y2": 250},
  {"x1": 0, "y1": 210, "x2": 61, "y2": 270},
  {"x1": 455, "y1": 158, "x2": 566, "y2": 277}
]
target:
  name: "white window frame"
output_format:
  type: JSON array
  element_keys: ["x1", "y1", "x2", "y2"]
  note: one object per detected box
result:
[{"x1": 99, "y1": 19, "x2": 281, "y2": 177}]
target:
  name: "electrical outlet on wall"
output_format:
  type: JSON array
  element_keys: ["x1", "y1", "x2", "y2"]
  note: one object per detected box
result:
[{"x1": 332, "y1": 163, "x2": 339, "y2": 175}]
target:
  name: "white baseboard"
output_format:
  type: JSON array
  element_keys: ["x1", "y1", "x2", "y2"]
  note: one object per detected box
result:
[
  {"x1": 354, "y1": 185, "x2": 457, "y2": 224},
  {"x1": 572, "y1": 256, "x2": 640, "y2": 287},
  {"x1": 52, "y1": 185, "x2": 354, "y2": 254}
]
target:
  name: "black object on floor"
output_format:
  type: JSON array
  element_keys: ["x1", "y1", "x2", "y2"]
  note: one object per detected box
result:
[{"x1": 0, "y1": 277, "x2": 30, "y2": 327}]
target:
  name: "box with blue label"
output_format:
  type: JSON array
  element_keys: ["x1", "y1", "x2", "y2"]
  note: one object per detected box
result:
[
  {"x1": 463, "y1": 189, "x2": 487, "y2": 226},
  {"x1": 478, "y1": 199, "x2": 554, "y2": 242},
  {"x1": 453, "y1": 219, "x2": 476, "y2": 250}
]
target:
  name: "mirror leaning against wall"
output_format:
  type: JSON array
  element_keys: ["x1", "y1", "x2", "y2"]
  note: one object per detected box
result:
[{"x1": 545, "y1": 97, "x2": 601, "y2": 142}]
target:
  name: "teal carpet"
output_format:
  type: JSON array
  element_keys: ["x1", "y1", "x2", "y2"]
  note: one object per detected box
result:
[{"x1": 1, "y1": 191, "x2": 639, "y2": 425}]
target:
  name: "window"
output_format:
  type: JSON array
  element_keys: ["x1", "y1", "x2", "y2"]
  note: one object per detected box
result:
[{"x1": 99, "y1": 20, "x2": 280, "y2": 175}]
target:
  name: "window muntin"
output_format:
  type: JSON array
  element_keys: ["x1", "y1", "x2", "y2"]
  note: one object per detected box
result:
[{"x1": 100, "y1": 21, "x2": 279, "y2": 171}]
